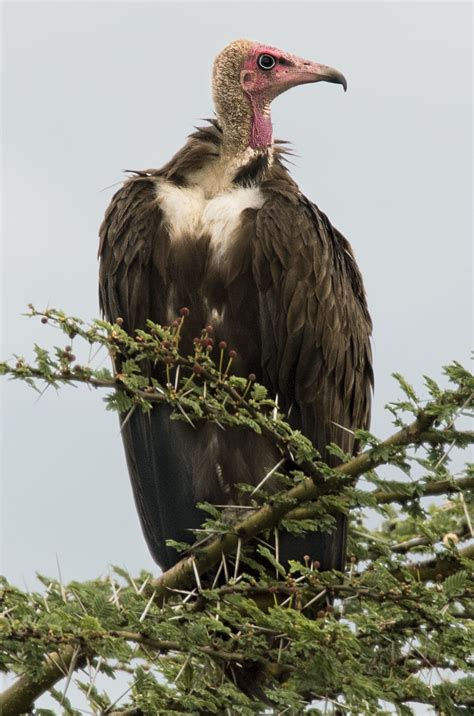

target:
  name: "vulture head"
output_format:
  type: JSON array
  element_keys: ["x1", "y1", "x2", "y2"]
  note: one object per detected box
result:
[{"x1": 213, "y1": 39, "x2": 347, "y2": 152}]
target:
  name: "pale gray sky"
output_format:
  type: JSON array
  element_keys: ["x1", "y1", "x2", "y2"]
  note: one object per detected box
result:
[{"x1": 2, "y1": 0, "x2": 471, "y2": 592}]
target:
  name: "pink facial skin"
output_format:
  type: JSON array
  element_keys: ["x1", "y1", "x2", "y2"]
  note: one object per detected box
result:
[
  {"x1": 240, "y1": 44, "x2": 287, "y2": 149},
  {"x1": 240, "y1": 43, "x2": 347, "y2": 150}
]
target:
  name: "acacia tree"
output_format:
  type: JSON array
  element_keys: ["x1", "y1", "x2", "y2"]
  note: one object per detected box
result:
[{"x1": 0, "y1": 308, "x2": 473, "y2": 715}]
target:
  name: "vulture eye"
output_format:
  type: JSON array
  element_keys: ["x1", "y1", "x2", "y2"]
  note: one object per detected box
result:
[{"x1": 257, "y1": 53, "x2": 276, "y2": 71}]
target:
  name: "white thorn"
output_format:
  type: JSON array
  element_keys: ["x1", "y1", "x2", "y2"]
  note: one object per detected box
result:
[
  {"x1": 329, "y1": 419, "x2": 355, "y2": 436},
  {"x1": 138, "y1": 576, "x2": 150, "y2": 594},
  {"x1": 251, "y1": 458, "x2": 285, "y2": 496},
  {"x1": 139, "y1": 589, "x2": 157, "y2": 622},
  {"x1": 303, "y1": 589, "x2": 327, "y2": 611},
  {"x1": 273, "y1": 393, "x2": 279, "y2": 421},
  {"x1": 119, "y1": 404, "x2": 137, "y2": 434},
  {"x1": 130, "y1": 574, "x2": 140, "y2": 594},
  {"x1": 233, "y1": 539, "x2": 242, "y2": 581},
  {"x1": 221, "y1": 552, "x2": 229, "y2": 583},
  {"x1": 191, "y1": 558, "x2": 202, "y2": 590},
  {"x1": 182, "y1": 589, "x2": 198, "y2": 605},
  {"x1": 174, "y1": 655, "x2": 191, "y2": 684},
  {"x1": 108, "y1": 575, "x2": 122, "y2": 610},
  {"x1": 274, "y1": 528, "x2": 280, "y2": 577},
  {"x1": 211, "y1": 558, "x2": 224, "y2": 589},
  {"x1": 459, "y1": 492, "x2": 474, "y2": 537},
  {"x1": 177, "y1": 402, "x2": 196, "y2": 428},
  {"x1": 86, "y1": 655, "x2": 103, "y2": 697},
  {"x1": 55, "y1": 554, "x2": 67, "y2": 603}
]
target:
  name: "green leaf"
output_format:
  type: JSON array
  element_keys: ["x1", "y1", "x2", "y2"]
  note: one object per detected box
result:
[
  {"x1": 257, "y1": 545, "x2": 286, "y2": 576},
  {"x1": 443, "y1": 570, "x2": 471, "y2": 596}
]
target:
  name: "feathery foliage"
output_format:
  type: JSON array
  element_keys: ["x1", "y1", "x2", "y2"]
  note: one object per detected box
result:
[{"x1": 1, "y1": 307, "x2": 473, "y2": 715}]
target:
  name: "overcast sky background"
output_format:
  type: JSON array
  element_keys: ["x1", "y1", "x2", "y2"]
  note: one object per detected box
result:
[{"x1": 1, "y1": 1, "x2": 472, "y2": 709}]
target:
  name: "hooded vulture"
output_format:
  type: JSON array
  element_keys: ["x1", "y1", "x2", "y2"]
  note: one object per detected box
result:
[{"x1": 99, "y1": 39, "x2": 373, "y2": 573}]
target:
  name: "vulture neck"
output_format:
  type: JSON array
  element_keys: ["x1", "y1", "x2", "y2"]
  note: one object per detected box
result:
[
  {"x1": 189, "y1": 107, "x2": 272, "y2": 196},
  {"x1": 247, "y1": 97, "x2": 273, "y2": 151},
  {"x1": 215, "y1": 82, "x2": 273, "y2": 162},
  {"x1": 219, "y1": 101, "x2": 273, "y2": 156}
]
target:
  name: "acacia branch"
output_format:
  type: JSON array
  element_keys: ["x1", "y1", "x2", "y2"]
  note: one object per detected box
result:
[
  {"x1": 0, "y1": 627, "x2": 291, "y2": 716},
  {"x1": 147, "y1": 398, "x2": 471, "y2": 597},
  {"x1": 397, "y1": 694, "x2": 474, "y2": 709},
  {"x1": 403, "y1": 541, "x2": 474, "y2": 580},
  {"x1": 4, "y1": 629, "x2": 260, "y2": 668},
  {"x1": 419, "y1": 428, "x2": 474, "y2": 444},
  {"x1": 1, "y1": 313, "x2": 472, "y2": 713},
  {"x1": 284, "y1": 475, "x2": 474, "y2": 525},
  {"x1": 0, "y1": 645, "x2": 86, "y2": 716},
  {"x1": 373, "y1": 474, "x2": 474, "y2": 504},
  {"x1": 390, "y1": 522, "x2": 469, "y2": 553},
  {"x1": 2, "y1": 542, "x2": 472, "y2": 714}
]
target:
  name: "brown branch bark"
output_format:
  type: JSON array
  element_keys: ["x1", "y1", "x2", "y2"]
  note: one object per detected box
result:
[
  {"x1": 390, "y1": 523, "x2": 469, "y2": 553},
  {"x1": 2, "y1": 529, "x2": 471, "y2": 716},
  {"x1": 0, "y1": 645, "x2": 86, "y2": 716},
  {"x1": 419, "y1": 428, "x2": 474, "y2": 444},
  {"x1": 403, "y1": 541, "x2": 474, "y2": 581},
  {"x1": 374, "y1": 474, "x2": 474, "y2": 504},
  {"x1": 284, "y1": 474, "x2": 474, "y2": 524},
  {"x1": 0, "y1": 627, "x2": 291, "y2": 716},
  {"x1": 1, "y1": 342, "x2": 471, "y2": 713},
  {"x1": 146, "y1": 404, "x2": 469, "y2": 598}
]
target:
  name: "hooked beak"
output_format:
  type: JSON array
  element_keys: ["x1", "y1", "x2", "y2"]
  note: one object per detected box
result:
[{"x1": 281, "y1": 57, "x2": 347, "y2": 93}]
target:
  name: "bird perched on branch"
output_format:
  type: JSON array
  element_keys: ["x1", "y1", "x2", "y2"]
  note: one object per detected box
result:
[{"x1": 99, "y1": 39, "x2": 373, "y2": 573}]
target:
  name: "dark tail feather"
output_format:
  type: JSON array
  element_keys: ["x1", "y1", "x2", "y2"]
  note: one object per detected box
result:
[
  {"x1": 278, "y1": 512, "x2": 348, "y2": 572},
  {"x1": 120, "y1": 404, "x2": 203, "y2": 571},
  {"x1": 120, "y1": 404, "x2": 347, "y2": 574}
]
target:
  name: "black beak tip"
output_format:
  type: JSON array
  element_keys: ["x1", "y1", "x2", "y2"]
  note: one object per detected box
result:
[{"x1": 325, "y1": 70, "x2": 347, "y2": 92}]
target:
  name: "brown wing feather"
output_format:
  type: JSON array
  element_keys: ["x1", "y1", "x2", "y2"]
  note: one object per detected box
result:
[
  {"x1": 98, "y1": 176, "x2": 169, "y2": 332},
  {"x1": 99, "y1": 177, "x2": 202, "y2": 571},
  {"x1": 98, "y1": 120, "x2": 225, "y2": 330},
  {"x1": 252, "y1": 188, "x2": 373, "y2": 569},
  {"x1": 254, "y1": 191, "x2": 373, "y2": 465}
]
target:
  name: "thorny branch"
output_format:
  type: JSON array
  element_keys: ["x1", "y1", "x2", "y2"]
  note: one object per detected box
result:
[{"x1": 1, "y1": 309, "x2": 473, "y2": 714}]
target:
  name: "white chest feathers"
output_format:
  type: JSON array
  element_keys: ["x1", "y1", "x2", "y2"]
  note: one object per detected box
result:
[{"x1": 156, "y1": 181, "x2": 264, "y2": 260}]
